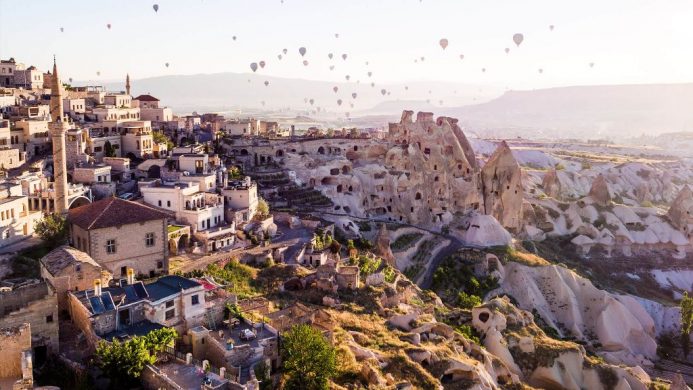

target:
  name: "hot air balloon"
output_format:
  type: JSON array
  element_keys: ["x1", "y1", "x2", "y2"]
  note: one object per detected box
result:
[
  {"x1": 481, "y1": 68, "x2": 486, "y2": 73},
  {"x1": 283, "y1": 48, "x2": 287, "y2": 55},
  {"x1": 153, "y1": 4, "x2": 159, "y2": 12},
  {"x1": 387, "y1": 92, "x2": 391, "y2": 96},
  {"x1": 259, "y1": 61, "x2": 266, "y2": 68},
  {"x1": 299, "y1": 47, "x2": 307, "y2": 56},
  {"x1": 60, "y1": 27, "x2": 64, "y2": 32},
  {"x1": 250, "y1": 62, "x2": 258, "y2": 72},
  {"x1": 367, "y1": 71, "x2": 372, "y2": 77},
  {"x1": 248, "y1": 79, "x2": 251, "y2": 83},
  {"x1": 342, "y1": 54, "x2": 347, "y2": 60},
  {"x1": 351, "y1": 93, "x2": 357, "y2": 99},
  {"x1": 345, "y1": 75, "x2": 350, "y2": 81},
  {"x1": 264, "y1": 80, "x2": 269, "y2": 86},
  {"x1": 350, "y1": 103, "x2": 354, "y2": 108},
  {"x1": 345, "y1": 112, "x2": 350, "y2": 118},
  {"x1": 309, "y1": 99, "x2": 314, "y2": 105},
  {"x1": 69, "y1": 77, "x2": 73, "y2": 83},
  {"x1": 538, "y1": 68, "x2": 543, "y2": 74},
  {"x1": 549, "y1": 25, "x2": 554, "y2": 31},
  {"x1": 365, "y1": 61, "x2": 369, "y2": 66},
  {"x1": 589, "y1": 62, "x2": 594, "y2": 68},
  {"x1": 107, "y1": 23, "x2": 111, "y2": 30},
  {"x1": 304, "y1": 98, "x2": 308, "y2": 103},
  {"x1": 329, "y1": 65, "x2": 335, "y2": 71},
  {"x1": 505, "y1": 48, "x2": 510, "y2": 54},
  {"x1": 278, "y1": 55, "x2": 282, "y2": 60},
  {"x1": 439, "y1": 100, "x2": 443, "y2": 105},
  {"x1": 335, "y1": 33, "x2": 339, "y2": 38},
  {"x1": 328, "y1": 53, "x2": 333, "y2": 60},
  {"x1": 371, "y1": 82, "x2": 375, "y2": 87},
  {"x1": 404, "y1": 86, "x2": 408, "y2": 90},
  {"x1": 420, "y1": 56, "x2": 425, "y2": 61},
  {"x1": 96, "y1": 71, "x2": 101, "y2": 76},
  {"x1": 233, "y1": 36, "x2": 237, "y2": 41},
  {"x1": 303, "y1": 60, "x2": 309, "y2": 66},
  {"x1": 513, "y1": 33, "x2": 523, "y2": 46},
  {"x1": 261, "y1": 101, "x2": 265, "y2": 106},
  {"x1": 459, "y1": 54, "x2": 464, "y2": 60},
  {"x1": 380, "y1": 89, "x2": 386, "y2": 96},
  {"x1": 439, "y1": 38, "x2": 449, "y2": 50},
  {"x1": 333, "y1": 86, "x2": 338, "y2": 93},
  {"x1": 165, "y1": 62, "x2": 169, "y2": 68},
  {"x1": 337, "y1": 99, "x2": 343, "y2": 106}
]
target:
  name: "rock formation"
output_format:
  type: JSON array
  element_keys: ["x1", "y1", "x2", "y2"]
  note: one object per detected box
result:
[
  {"x1": 588, "y1": 174, "x2": 612, "y2": 206},
  {"x1": 542, "y1": 169, "x2": 562, "y2": 199},
  {"x1": 481, "y1": 141, "x2": 524, "y2": 232},
  {"x1": 471, "y1": 297, "x2": 651, "y2": 390},
  {"x1": 668, "y1": 185, "x2": 693, "y2": 234},
  {"x1": 373, "y1": 223, "x2": 395, "y2": 265}
]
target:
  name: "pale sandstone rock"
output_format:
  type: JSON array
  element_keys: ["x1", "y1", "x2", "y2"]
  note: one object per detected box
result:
[{"x1": 481, "y1": 141, "x2": 524, "y2": 231}]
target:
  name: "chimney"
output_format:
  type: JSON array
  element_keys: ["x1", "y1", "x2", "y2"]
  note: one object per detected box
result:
[
  {"x1": 94, "y1": 279, "x2": 102, "y2": 296},
  {"x1": 126, "y1": 267, "x2": 135, "y2": 285}
]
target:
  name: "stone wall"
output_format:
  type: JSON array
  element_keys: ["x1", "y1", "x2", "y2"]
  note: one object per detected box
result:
[
  {"x1": 0, "y1": 323, "x2": 31, "y2": 380},
  {"x1": 0, "y1": 283, "x2": 59, "y2": 353}
]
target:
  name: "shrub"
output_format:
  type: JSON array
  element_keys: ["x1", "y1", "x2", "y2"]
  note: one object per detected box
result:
[{"x1": 457, "y1": 292, "x2": 482, "y2": 309}]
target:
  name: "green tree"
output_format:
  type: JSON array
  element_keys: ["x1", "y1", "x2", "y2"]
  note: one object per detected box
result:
[
  {"x1": 103, "y1": 140, "x2": 116, "y2": 158},
  {"x1": 152, "y1": 131, "x2": 174, "y2": 149},
  {"x1": 257, "y1": 197, "x2": 269, "y2": 217},
  {"x1": 95, "y1": 336, "x2": 156, "y2": 388},
  {"x1": 281, "y1": 324, "x2": 336, "y2": 390},
  {"x1": 680, "y1": 291, "x2": 693, "y2": 357},
  {"x1": 228, "y1": 166, "x2": 243, "y2": 180},
  {"x1": 143, "y1": 328, "x2": 177, "y2": 354},
  {"x1": 95, "y1": 328, "x2": 177, "y2": 389},
  {"x1": 34, "y1": 213, "x2": 67, "y2": 247}
]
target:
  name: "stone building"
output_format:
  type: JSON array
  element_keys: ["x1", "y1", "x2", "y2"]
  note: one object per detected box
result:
[
  {"x1": 39, "y1": 245, "x2": 112, "y2": 311},
  {"x1": 0, "y1": 181, "x2": 42, "y2": 248},
  {"x1": 67, "y1": 197, "x2": 170, "y2": 277},
  {"x1": 0, "y1": 279, "x2": 59, "y2": 359},
  {"x1": 480, "y1": 141, "x2": 523, "y2": 232},
  {"x1": 68, "y1": 274, "x2": 206, "y2": 348}
]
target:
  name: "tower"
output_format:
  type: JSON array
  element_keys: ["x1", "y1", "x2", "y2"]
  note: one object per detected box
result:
[
  {"x1": 49, "y1": 57, "x2": 69, "y2": 214},
  {"x1": 125, "y1": 73, "x2": 131, "y2": 96}
]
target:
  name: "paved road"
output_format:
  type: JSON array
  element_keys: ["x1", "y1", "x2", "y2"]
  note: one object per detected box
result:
[{"x1": 307, "y1": 209, "x2": 470, "y2": 289}]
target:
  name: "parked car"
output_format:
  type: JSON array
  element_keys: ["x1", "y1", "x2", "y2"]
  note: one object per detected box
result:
[
  {"x1": 118, "y1": 192, "x2": 135, "y2": 200},
  {"x1": 239, "y1": 328, "x2": 256, "y2": 341}
]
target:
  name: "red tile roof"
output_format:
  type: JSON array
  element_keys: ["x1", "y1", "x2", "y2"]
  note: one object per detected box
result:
[
  {"x1": 133, "y1": 94, "x2": 159, "y2": 102},
  {"x1": 68, "y1": 197, "x2": 169, "y2": 230}
]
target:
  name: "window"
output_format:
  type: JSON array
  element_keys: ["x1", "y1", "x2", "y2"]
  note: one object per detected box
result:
[
  {"x1": 121, "y1": 266, "x2": 127, "y2": 276},
  {"x1": 157, "y1": 261, "x2": 163, "y2": 269},
  {"x1": 145, "y1": 232, "x2": 155, "y2": 247},
  {"x1": 191, "y1": 295, "x2": 199, "y2": 305},
  {"x1": 165, "y1": 300, "x2": 174, "y2": 308},
  {"x1": 158, "y1": 200, "x2": 162, "y2": 207},
  {"x1": 165, "y1": 309, "x2": 175, "y2": 320},
  {"x1": 106, "y1": 239, "x2": 116, "y2": 254},
  {"x1": 167, "y1": 200, "x2": 171, "y2": 207},
  {"x1": 46, "y1": 314, "x2": 53, "y2": 323}
]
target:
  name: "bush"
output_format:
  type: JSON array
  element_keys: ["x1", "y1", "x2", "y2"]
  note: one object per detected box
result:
[{"x1": 457, "y1": 292, "x2": 482, "y2": 309}]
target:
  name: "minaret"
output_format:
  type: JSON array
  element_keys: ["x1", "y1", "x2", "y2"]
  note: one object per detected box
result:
[
  {"x1": 49, "y1": 57, "x2": 69, "y2": 214},
  {"x1": 125, "y1": 73, "x2": 131, "y2": 96}
]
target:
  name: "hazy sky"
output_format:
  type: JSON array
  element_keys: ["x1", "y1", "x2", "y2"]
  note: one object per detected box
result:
[{"x1": 1, "y1": 0, "x2": 693, "y2": 90}]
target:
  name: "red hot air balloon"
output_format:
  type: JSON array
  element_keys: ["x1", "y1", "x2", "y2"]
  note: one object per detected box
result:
[{"x1": 439, "y1": 38, "x2": 449, "y2": 49}]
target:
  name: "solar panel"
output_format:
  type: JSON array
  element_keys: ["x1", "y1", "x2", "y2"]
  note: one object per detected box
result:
[
  {"x1": 133, "y1": 282, "x2": 149, "y2": 299},
  {"x1": 123, "y1": 285, "x2": 138, "y2": 303},
  {"x1": 102, "y1": 292, "x2": 115, "y2": 311},
  {"x1": 89, "y1": 296, "x2": 105, "y2": 314}
]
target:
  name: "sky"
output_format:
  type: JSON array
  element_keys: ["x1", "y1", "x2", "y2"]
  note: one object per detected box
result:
[{"x1": 1, "y1": 0, "x2": 693, "y2": 90}]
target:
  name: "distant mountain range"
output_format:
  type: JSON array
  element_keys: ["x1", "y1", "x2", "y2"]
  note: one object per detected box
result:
[
  {"x1": 443, "y1": 84, "x2": 693, "y2": 139},
  {"x1": 101, "y1": 73, "x2": 693, "y2": 140},
  {"x1": 101, "y1": 72, "x2": 496, "y2": 115}
]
